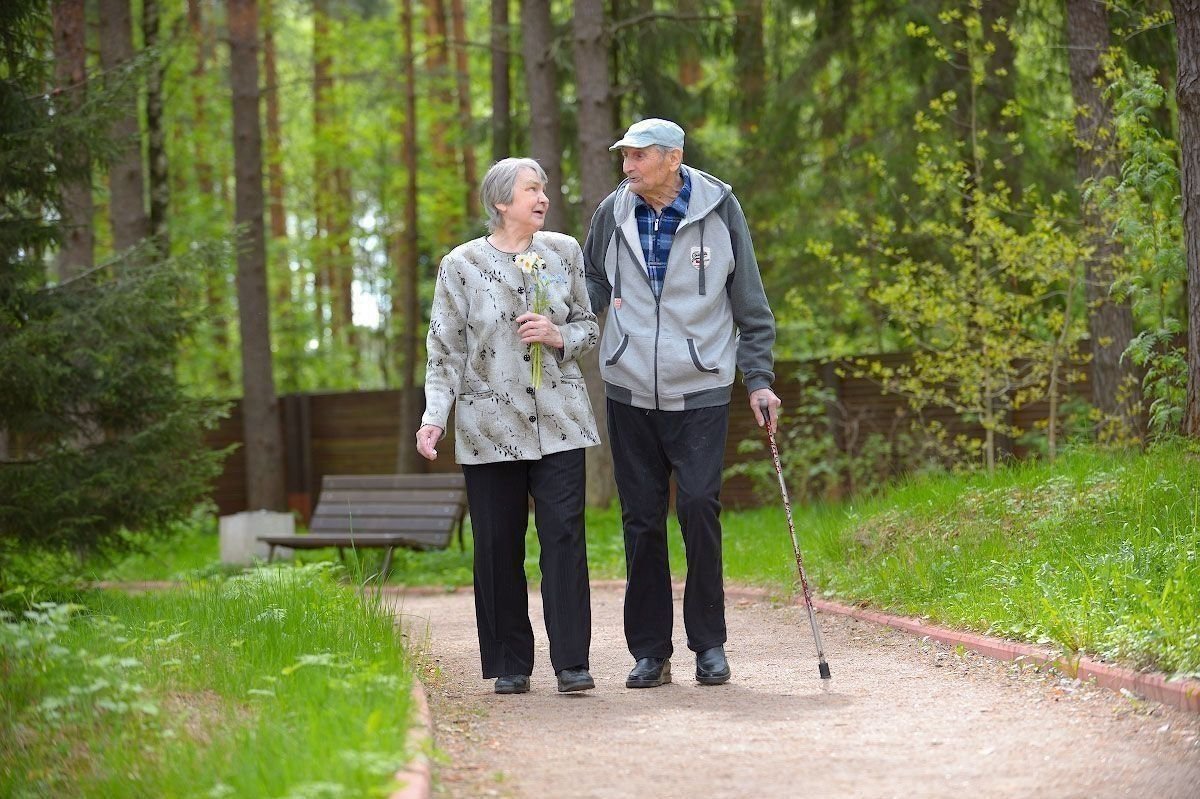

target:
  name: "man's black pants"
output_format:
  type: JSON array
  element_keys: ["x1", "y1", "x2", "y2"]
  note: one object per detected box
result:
[
  {"x1": 607, "y1": 399, "x2": 729, "y2": 660},
  {"x1": 462, "y1": 448, "x2": 591, "y2": 678}
]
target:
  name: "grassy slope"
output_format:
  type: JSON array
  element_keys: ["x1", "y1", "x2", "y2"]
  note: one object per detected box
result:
[{"x1": 1, "y1": 565, "x2": 413, "y2": 797}]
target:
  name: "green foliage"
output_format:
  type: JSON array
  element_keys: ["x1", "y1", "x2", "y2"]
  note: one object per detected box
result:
[
  {"x1": 1088, "y1": 55, "x2": 1188, "y2": 437},
  {"x1": 814, "y1": 5, "x2": 1089, "y2": 472},
  {"x1": 0, "y1": 563, "x2": 414, "y2": 797},
  {"x1": 0, "y1": 2, "x2": 228, "y2": 577}
]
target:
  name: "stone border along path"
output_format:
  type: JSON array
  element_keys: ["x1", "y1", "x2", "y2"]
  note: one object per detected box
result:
[{"x1": 389, "y1": 582, "x2": 1200, "y2": 799}]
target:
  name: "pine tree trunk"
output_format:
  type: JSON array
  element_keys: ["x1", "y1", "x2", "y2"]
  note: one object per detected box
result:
[
  {"x1": 98, "y1": 0, "x2": 150, "y2": 252},
  {"x1": 733, "y1": 0, "x2": 764, "y2": 135},
  {"x1": 263, "y1": 0, "x2": 290, "y2": 316},
  {"x1": 228, "y1": 0, "x2": 286, "y2": 511},
  {"x1": 1065, "y1": 0, "x2": 1143, "y2": 442},
  {"x1": 521, "y1": 0, "x2": 567, "y2": 233},
  {"x1": 450, "y1": 0, "x2": 478, "y2": 223},
  {"x1": 313, "y1": 0, "x2": 335, "y2": 342},
  {"x1": 1174, "y1": 0, "x2": 1200, "y2": 437},
  {"x1": 572, "y1": 0, "x2": 616, "y2": 505},
  {"x1": 51, "y1": 0, "x2": 93, "y2": 279},
  {"x1": 144, "y1": 0, "x2": 170, "y2": 253},
  {"x1": 396, "y1": 0, "x2": 422, "y2": 473},
  {"x1": 491, "y1": 0, "x2": 511, "y2": 162}
]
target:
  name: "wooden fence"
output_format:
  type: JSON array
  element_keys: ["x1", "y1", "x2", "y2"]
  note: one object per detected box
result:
[{"x1": 205, "y1": 355, "x2": 1092, "y2": 519}]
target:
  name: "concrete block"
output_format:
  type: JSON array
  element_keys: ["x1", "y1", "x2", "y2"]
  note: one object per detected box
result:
[{"x1": 219, "y1": 510, "x2": 294, "y2": 565}]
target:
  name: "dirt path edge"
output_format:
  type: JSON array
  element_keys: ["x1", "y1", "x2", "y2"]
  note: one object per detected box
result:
[
  {"x1": 389, "y1": 676, "x2": 434, "y2": 799},
  {"x1": 713, "y1": 584, "x2": 1200, "y2": 714}
]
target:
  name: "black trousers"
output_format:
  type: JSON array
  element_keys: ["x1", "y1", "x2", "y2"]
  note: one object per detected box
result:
[
  {"x1": 462, "y1": 448, "x2": 591, "y2": 678},
  {"x1": 607, "y1": 399, "x2": 729, "y2": 660}
]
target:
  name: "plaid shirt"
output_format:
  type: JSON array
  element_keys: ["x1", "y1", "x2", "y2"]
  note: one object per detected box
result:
[{"x1": 634, "y1": 167, "x2": 692, "y2": 297}]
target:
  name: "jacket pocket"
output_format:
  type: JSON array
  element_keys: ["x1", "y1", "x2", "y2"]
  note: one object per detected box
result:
[{"x1": 657, "y1": 335, "x2": 722, "y2": 397}]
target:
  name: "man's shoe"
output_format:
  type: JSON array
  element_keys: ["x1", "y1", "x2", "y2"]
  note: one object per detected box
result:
[
  {"x1": 556, "y1": 667, "x2": 595, "y2": 693},
  {"x1": 696, "y1": 646, "x2": 731, "y2": 685},
  {"x1": 494, "y1": 675, "x2": 530, "y2": 694},
  {"x1": 625, "y1": 657, "x2": 671, "y2": 688}
]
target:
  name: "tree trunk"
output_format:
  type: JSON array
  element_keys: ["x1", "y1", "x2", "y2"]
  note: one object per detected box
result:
[
  {"x1": 227, "y1": 0, "x2": 286, "y2": 511},
  {"x1": 572, "y1": 0, "x2": 616, "y2": 505},
  {"x1": 521, "y1": 0, "x2": 568, "y2": 233},
  {"x1": 97, "y1": 0, "x2": 150, "y2": 252},
  {"x1": 733, "y1": 0, "x2": 765, "y2": 135},
  {"x1": 491, "y1": 0, "x2": 511, "y2": 162},
  {"x1": 396, "y1": 0, "x2": 422, "y2": 473},
  {"x1": 1065, "y1": 0, "x2": 1143, "y2": 442},
  {"x1": 1174, "y1": 0, "x2": 1200, "y2": 437},
  {"x1": 144, "y1": 0, "x2": 170, "y2": 253},
  {"x1": 51, "y1": 0, "x2": 93, "y2": 280},
  {"x1": 449, "y1": 0, "x2": 478, "y2": 223},
  {"x1": 313, "y1": 0, "x2": 335, "y2": 342},
  {"x1": 263, "y1": 0, "x2": 289, "y2": 315}
]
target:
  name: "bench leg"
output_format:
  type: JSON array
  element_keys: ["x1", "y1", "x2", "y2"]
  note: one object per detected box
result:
[{"x1": 267, "y1": 544, "x2": 277, "y2": 563}]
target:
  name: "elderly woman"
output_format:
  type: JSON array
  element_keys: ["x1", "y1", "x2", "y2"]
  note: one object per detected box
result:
[{"x1": 416, "y1": 158, "x2": 600, "y2": 695}]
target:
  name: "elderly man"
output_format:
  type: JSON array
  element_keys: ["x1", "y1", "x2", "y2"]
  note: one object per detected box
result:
[{"x1": 584, "y1": 118, "x2": 781, "y2": 688}]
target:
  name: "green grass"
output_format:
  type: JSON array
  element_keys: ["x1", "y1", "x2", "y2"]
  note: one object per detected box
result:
[
  {"x1": 1, "y1": 563, "x2": 414, "y2": 798},
  {"x1": 89, "y1": 441, "x2": 1200, "y2": 677}
]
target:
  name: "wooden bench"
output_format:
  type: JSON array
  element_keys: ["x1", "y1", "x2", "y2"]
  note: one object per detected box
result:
[{"x1": 258, "y1": 473, "x2": 468, "y2": 583}]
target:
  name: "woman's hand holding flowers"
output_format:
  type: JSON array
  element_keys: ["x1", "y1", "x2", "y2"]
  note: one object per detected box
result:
[{"x1": 516, "y1": 312, "x2": 563, "y2": 350}]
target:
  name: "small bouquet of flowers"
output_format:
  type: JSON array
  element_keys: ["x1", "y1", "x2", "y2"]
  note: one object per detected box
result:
[{"x1": 514, "y1": 251, "x2": 564, "y2": 389}]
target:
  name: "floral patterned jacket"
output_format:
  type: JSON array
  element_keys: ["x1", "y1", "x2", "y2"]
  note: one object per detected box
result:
[{"x1": 421, "y1": 231, "x2": 600, "y2": 465}]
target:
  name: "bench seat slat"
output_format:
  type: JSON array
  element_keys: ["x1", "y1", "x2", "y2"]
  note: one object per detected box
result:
[
  {"x1": 322, "y1": 474, "x2": 466, "y2": 490},
  {"x1": 318, "y1": 489, "x2": 465, "y2": 504},
  {"x1": 312, "y1": 503, "x2": 463, "y2": 519},
  {"x1": 310, "y1": 517, "x2": 456, "y2": 533}
]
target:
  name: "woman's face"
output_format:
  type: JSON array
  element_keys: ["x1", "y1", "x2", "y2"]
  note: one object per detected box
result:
[{"x1": 495, "y1": 168, "x2": 549, "y2": 235}]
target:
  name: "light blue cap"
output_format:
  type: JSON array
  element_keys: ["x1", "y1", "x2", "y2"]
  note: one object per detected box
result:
[{"x1": 609, "y1": 118, "x2": 685, "y2": 151}]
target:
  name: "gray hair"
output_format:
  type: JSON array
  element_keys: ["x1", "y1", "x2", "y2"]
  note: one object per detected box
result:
[{"x1": 480, "y1": 157, "x2": 549, "y2": 232}]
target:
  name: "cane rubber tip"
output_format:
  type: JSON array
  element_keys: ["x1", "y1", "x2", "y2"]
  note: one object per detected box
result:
[{"x1": 819, "y1": 662, "x2": 831, "y2": 680}]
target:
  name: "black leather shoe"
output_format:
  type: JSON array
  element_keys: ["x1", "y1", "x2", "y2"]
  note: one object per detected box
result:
[
  {"x1": 696, "y1": 646, "x2": 730, "y2": 685},
  {"x1": 556, "y1": 667, "x2": 595, "y2": 693},
  {"x1": 626, "y1": 657, "x2": 671, "y2": 688},
  {"x1": 494, "y1": 675, "x2": 530, "y2": 694}
]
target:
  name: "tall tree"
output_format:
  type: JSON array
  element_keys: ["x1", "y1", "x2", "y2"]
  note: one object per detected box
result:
[
  {"x1": 51, "y1": 0, "x2": 93, "y2": 279},
  {"x1": 144, "y1": 0, "x2": 169, "y2": 252},
  {"x1": 733, "y1": 0, "x2": 765, "y2": 135},
  {"x1": 1174, "y1": 0, "x2": 1200, "y2": 437},
  {"x1": 1065, "y1": 0, "x2": 1143, "y2": 442},
  {"x1": 263, "y1": 0, "x2": 288, "y2": 277},
  {"x1": 491, "y1": 0, "x2": 511, "y2": 161},
  {"x1": 396, "y1": 0, "x2": 422, "y2": 473},
  {"x1": 449, "y1": 0, "x2": 478, "y2": 223},
  {"x1": 521, "y1": 0, "x2": 567, "y2": 232},
  {"x1": 97, "y1": 0, "x2": 150, "y2": 251},
  {"x1": 572, "y1": 0, "x2": 615, "y2": 504},
  {"x1": 227, "y1": 0, "x2": 286, "y2": 511}
]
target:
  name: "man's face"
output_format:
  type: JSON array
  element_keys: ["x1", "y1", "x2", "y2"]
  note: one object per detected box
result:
[{"x1": 621, "y1": 146, "x2": 682, "y2": 199}]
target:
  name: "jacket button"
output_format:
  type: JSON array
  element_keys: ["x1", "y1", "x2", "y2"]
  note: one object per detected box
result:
[
  {"x1": 526, "y1": 387, "x2": 535, "y2": 395},
  {"x1": 523, "y1": 354, "x2": 530, "y2": 362},
  {"x1": 528, "y1": 415, "x2": 536, "y2": 423}
]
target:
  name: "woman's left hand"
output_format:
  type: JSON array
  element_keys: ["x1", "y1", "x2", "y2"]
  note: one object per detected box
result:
[{"x1": 516, "y1": 312, "x2": 563, "y2": 349}]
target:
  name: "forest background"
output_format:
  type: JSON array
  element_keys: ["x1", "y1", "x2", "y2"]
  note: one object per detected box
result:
[{"x1": 3, "y1": 0, "x2": 1200, "y2": 560}]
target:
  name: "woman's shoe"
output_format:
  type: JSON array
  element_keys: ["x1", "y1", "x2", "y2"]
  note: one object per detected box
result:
[{"x1": 494, "y1": 675, "x2": 531, "y2": 694}]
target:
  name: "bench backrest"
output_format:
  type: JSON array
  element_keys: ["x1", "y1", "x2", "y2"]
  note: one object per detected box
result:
[{"x1": 309, "y1": 473, "x2": 467, "y2": 550}]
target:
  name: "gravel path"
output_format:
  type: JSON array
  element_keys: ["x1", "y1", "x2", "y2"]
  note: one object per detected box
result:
[{"x1": 392, "y1": 584, "x2": 1200, "y2": 799}]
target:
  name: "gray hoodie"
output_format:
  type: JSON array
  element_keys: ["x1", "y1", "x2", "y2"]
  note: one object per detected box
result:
[{"x1": 584, "y1": 165, "x2": 775, "y2": 411}]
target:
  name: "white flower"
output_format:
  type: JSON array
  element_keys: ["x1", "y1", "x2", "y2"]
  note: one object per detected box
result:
[{"x1": 514, "y1": 252, "x2": 545, "y2": 274}]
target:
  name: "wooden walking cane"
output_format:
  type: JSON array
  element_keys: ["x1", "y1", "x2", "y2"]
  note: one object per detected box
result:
[{"x1": 759, "y1": 400, "x2": 832, "y2": 681}]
